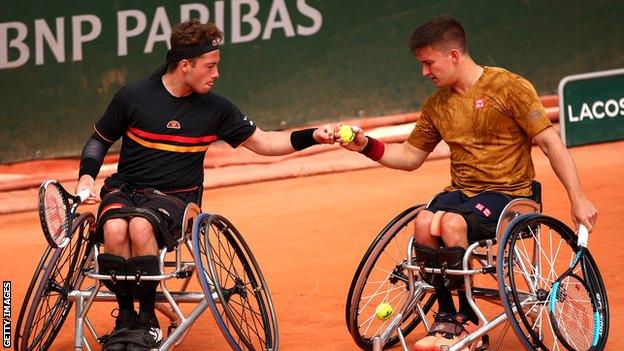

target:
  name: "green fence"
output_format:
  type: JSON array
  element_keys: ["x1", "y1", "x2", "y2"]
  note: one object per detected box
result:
[
  {"x1": 1, "y1": 0, "x2": 623, "y2": 162},
  {"x1": 559, "y1": 69, "x2": 624, "y2": 147}
]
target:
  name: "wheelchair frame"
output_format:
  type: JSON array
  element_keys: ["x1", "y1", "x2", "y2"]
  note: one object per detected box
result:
[
  {"x1": 16, "y1": 201, "x2": 279, "y2": 351},
  {"x1": 346, "y1": 194, "x2": 609, "y2": 351}
]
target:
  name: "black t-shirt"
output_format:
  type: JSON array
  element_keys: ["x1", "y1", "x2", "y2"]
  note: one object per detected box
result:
[{"x1": 95, "y1": 76, "x2": 256, "y2": 190}]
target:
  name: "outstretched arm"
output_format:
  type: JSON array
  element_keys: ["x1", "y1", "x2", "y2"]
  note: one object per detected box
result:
[
  {"x1": 340, "y1": 126, "x2": 430, "y2": 171},
  {"x1": 242, "y1": 125, "x2": 334, "y2": 156},
  {"x1": 533, "y1": 127, "x2": 598, "y2": 230}
]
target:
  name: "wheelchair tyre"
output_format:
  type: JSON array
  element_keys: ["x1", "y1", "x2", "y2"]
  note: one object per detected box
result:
[
  {"x1": 497, "y1": 214, "x2": 609, "y2": 351},
  {"x1": 16, "y1": 212, "x2": 94, "y2": 351},
  {"x1": 14, "y1": 246, "x2": 54, "y2": 351},
  {"x1": 193, "y1": 213, "x2": 278, "y2": 351},
  {"x1": 346, "y1": 205, "x2": 437, "y2": 350}
]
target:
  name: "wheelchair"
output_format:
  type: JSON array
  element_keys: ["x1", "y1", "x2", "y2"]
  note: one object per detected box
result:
[
  {"x1": 15, "y1": 188, "x2": 279, "y2": 351},
  {"x1": 345, "y1": 182, "x2": 609, "y2": 351}
]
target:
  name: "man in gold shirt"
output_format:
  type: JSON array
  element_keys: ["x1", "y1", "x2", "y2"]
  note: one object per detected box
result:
[{"x1": 339, "y1": 15, "x2": 597, "y2": 350}]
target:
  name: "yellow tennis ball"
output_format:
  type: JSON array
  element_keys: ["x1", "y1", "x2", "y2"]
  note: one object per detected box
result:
[
  {"x1": 338, "y1": 125, "x2": 355, "y2": 143},
  {"x1": 375, "y1": 303, "x2": 394, "y2": 321}
]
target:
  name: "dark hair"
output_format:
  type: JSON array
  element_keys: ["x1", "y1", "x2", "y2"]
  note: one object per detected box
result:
[
  {"x1": 408, "y1": 16, "x2": 467, "y2": 55},
  {"x1": 167, "y1": 19, "x2": 223, "y2": 72}
]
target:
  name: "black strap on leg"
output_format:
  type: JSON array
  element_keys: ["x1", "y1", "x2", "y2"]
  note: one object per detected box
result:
[
  {"x1": 413, "y1": 244, "x2": 443, "y2": 287},
  {"x1": 437, "y1": 246, "x2": 466, "y2": 290},
  {"x1": 97, "y1": 254, "x2": 134, "y2": 312},
  {"x1": 97, "y1": 254, "x2": 127, "y2": 292},
  {"x1": 126, "y1": 255, "x2": 160, "y2": 313}
]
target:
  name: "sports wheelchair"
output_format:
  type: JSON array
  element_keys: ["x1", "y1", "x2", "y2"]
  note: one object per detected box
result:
[
  {"x1": 345, "y1": 182, "x2": 609, "y2": 351},
  {"x1": 15, "y1": 190, "x2": 278, "y2": 351}
]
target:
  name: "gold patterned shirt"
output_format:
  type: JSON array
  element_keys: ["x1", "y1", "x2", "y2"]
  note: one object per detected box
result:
[{"x1": 407, "y1": 66, "x2": 552, "y2": 196}]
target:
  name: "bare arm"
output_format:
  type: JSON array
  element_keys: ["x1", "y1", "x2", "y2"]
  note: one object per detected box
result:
[
  {"x1": 341, "y1": 127, "x2": 430, "y2": 171},
  {"x1": 242, "y1": 126, "x2": 334, "y2": 156},
  {"x1": 377, "y1": 141, "x2": 430, "y2": 171},
  {"x1": 533, "y1": 127, "x2": 598, "y2": 230}
]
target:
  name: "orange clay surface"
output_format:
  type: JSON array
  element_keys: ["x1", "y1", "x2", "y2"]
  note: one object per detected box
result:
[{"x1": 1, "y1": 140, "x2": 623, "y2": 350}]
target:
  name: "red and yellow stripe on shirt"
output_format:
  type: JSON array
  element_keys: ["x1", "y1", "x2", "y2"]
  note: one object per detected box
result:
[
  {"x1": 98, "y1": 203, "x2": 125, "y2": 220},
  {"x1": 125, "y1": 127, "x2": 218, "y2": 153}
]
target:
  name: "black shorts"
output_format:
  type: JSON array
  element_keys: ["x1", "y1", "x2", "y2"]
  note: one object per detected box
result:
[
  {"x1": 95, "y1": 178, "x2": 200, "y2": 251},
  {"x1": 426, "y1": 190, "x2": 514, "y2": 243}
]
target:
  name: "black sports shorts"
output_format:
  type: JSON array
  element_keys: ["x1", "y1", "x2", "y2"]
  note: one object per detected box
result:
[
  {"x1": 426, "y1": 190, "x2": 515, "y2": 243},
  {"x1": 94, "y1": 178, "x2": 200, "y2": 251}
]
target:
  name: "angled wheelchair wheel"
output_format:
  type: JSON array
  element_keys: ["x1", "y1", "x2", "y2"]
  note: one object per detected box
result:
[
  {"x1": 16, "y1": 212, "x2": 94, "y2": 351},
  {"x1": 497, "y1": 214, "x2": 609, "y2": 351},
  {"x1": 193, "y1": 213, "x2": 278, "y2": 351},
  {"x1": 346, "y1": 205, "x2": 437, "y2": 350}
]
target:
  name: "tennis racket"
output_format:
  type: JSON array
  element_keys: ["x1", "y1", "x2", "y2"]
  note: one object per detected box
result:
[
  {"x1": 38, "y1": 180, "x2": 91, "y2": 248},
  {"x1": 548, "y1": 224, "x2": 604, "y2": 350}
]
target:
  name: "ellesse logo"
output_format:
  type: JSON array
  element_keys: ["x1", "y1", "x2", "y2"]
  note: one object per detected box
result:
[{"x1": 167, "y1": 120, "x2": 181, "y2": 129}]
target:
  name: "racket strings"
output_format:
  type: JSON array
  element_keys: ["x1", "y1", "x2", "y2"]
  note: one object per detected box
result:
[
  {"x1": 553, "y1": 276, "x2": 595, "y2": 349},
  {"x1": 44, "y1": 187, "x2": 69, "y2": 241}
]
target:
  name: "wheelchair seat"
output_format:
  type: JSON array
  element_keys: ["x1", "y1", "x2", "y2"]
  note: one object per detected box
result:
[{"x1": 495, "y1": 180, "x2": 542, "y2": 240}]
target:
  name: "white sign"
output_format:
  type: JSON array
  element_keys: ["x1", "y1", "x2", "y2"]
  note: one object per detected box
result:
[{"x1": 0, "y1": 0, "x2": 323, "y2": 69}]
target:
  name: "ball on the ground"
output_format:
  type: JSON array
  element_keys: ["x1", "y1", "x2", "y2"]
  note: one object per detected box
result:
[
  {"x1": 375, "y1": 302, "x2": 394, "y2": 321},
  {"x1": 338, "y1": 125, "x2": 355, "y2": 143}
]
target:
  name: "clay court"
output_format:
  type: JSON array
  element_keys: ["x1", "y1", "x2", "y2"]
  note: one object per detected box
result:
[{"x1": 1, "y1": 139, "x2": 623, "y2": 350}]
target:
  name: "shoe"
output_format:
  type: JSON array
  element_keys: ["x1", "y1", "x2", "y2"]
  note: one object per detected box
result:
[
  {"x1": 431, "y1": 314, "x2": 478, "y2": 351},
  {"x1": 124, "y1": 310, "x2": 163, "y2": 351},
  {"x1": 102, "y1": 329, "x2": 159, "y2": 351},
  {"x1": 115, "y1": 309, "x2": 139, "y2": 331},
  {"x1": 413, "y1": 313, "x2": 479, "y2": 351},
  {"x1": 413, "y1": 312, "x2": 455, "y2": 351},
  {"x1": 101, "y1": 309, "x2": 138, "y2": 351}
]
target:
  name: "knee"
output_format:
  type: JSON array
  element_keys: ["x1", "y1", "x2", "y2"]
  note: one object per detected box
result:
[
  {"x1": 128, "y1": 217, "x2": 156, "y2": 247},
  {"x1": 413, "y1": 210, "x2": 434, "y2": 242},
  {"x1": 103, "y1": 219, "x2": 129, "y2": 247},
  {"x1": 440, "y1": 213, "x2": 468, "y2": 245},
  {"x1": 440, "y1": 213, "x2": 467, "y2": 233}
]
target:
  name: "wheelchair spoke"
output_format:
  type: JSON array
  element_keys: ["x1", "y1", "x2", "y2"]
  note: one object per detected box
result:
[
  {"x1": 346, "y1": 205, "x2": 439, "y2": 350},
  {"x1": 360, "y1": 284, "x2": 407, "y2": 304},
  {"x1": 195, "y1": 214, "x2": 278, "y2": 351},
  {"x1": 226, "y1": 296, "x2": 267, "y2": 346},
  {"x1": 212, "y1": 226, "x2": 239, "y2": 287},
  {"x1": 499, "y1": 214, "x2": 610, "y2": 351},
  {"x1": 359, "y1": 269, "x2": 404, "y2": 312}
]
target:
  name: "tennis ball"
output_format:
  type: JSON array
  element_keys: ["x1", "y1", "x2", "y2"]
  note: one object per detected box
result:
[
  {"x1": 338, "y1": 125, "x2": 355, "y2": 143},
  {"x1": 375, "y1": 302, "x2": 394, "y2": 321}
]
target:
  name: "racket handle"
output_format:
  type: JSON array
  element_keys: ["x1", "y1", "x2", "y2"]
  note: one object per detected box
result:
[
  {"x1": 577, "y1": 224, "x2": 589, "y2": 248},
  {"x1": 76, "y1": 189, "x2": 91, "y2": 203}
]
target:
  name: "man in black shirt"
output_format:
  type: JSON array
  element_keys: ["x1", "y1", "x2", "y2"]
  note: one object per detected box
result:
[{"x1": 76, "y1": 20, "x2": 334, "y2": 350}]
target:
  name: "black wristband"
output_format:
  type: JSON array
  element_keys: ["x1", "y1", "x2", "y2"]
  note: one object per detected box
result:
[{"x1": 290, "y1": 128, "x2": 319, "y2": 151}]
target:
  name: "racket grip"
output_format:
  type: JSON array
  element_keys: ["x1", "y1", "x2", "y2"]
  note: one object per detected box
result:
[
  {"x1": 577, "y1": 224, "x2": 589, "y2": 248},
  {"x1": 77, "y1": 189, "x2": 91, "y2": 203}
]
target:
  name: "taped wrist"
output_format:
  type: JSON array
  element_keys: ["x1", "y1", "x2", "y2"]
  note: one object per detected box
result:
[
  {"x1": 359, "y1": 136, "x2": 385, "y2": 161},
  {"x1": 290, "y1": 128, "x2": 319, "y2": 151}
]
